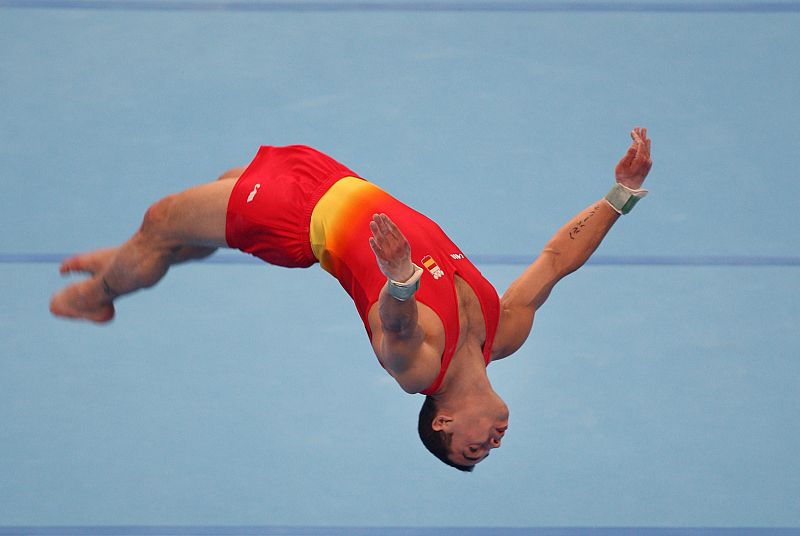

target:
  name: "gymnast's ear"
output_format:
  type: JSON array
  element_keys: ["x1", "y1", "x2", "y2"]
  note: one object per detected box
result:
[{"x1": 431, "y1": 415, "x2": 453, "y2": 432}]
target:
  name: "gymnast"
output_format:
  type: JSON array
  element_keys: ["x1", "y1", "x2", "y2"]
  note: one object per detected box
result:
[{"x1": 50, "y1": 127, "x2": 653, "y2": 471}]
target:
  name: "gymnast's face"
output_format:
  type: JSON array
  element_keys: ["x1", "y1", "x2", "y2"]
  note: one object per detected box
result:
[{"x1": 434, "y1": 399, "x2": 509, "y2": 467}]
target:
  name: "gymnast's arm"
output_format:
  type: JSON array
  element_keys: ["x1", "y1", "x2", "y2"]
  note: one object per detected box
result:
[
  {"x1": 367, "y1": 213, "x2": 442, "y2": 393},
  {"x1": 491, "y1": 127, "x2": 653, "y2": 360}
]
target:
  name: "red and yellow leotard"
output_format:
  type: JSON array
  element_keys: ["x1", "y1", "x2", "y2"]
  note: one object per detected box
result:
[
  {"x1": 226, "y1": 145, "x2": 500, "y2": 395},
  {"x1": 310, "y1": 177, "x2": 500, "y2": 395}
]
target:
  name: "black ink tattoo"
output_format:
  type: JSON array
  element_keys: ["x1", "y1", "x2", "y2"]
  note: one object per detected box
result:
[
  {"x1": 101, "y1": 277, "x2": 119, "y2": 299},
  {"x1": 568, "y1": 204, "x2": 602, "y2": 240}
]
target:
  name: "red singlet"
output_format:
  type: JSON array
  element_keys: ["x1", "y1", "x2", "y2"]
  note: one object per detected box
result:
[
  {"x1": 310, "y1": 177, "x2": 500, "y2": 395},
  {"x1": 226, "y1": 146, "x2": 500, "y2": 395}
]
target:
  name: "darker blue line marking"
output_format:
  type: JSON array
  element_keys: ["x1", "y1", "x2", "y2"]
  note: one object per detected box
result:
[
  {"x1": 0, "y1": 528, "x2": 799, "y2": 536},
  {"x1": 1, "y1": 1, "x2": 799, "y2": 13},
  {"x1": 2, "y1": 252, "x2": 799, "y2": 267}
]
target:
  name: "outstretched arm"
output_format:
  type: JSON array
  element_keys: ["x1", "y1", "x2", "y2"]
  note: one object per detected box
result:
[{"x1": 491, "y1": 127, "x2": 653, "y2": 359}]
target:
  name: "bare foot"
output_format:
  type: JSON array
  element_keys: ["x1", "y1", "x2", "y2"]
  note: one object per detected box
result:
[
  {"x1": 59, "y1": 247, "x2": 118, "y2": 276},
  {"x1": 50, "y1": 278, "x2": 115, "y2": 323}
]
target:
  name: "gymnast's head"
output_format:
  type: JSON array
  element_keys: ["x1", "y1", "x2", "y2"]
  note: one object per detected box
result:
[{"x1": 417, "y1": 393, "x2": 509, "y2": 471}]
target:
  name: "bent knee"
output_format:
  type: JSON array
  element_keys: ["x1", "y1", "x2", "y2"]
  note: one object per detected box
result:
[
  {"x1": 140, "y1": 195, "x2": 179, "y2": 241},
  {"x1": 138, "y1": 181, "x2": 231, "y2": 248}
]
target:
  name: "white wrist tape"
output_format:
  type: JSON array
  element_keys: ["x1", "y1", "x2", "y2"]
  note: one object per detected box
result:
[
  {"x1": 387, "y1": 263, "x2": 423, "y2": 301},
  {"x1": 605, "y1": 183, "x2": 649, "y2": 215}
]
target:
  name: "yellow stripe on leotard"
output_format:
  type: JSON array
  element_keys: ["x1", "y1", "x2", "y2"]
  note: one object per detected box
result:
[{"x1": 310, "y1": 176, "x2": 390, "y2": 273}]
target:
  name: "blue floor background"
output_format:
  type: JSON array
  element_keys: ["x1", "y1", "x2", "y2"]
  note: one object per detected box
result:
[{"x1": 1, "y1": 0, "x2": 799, "y2": 531}]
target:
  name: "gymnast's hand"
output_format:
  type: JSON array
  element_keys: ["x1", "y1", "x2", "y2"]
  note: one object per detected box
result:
[
  {"x1": 369, "y1": 213, "x2": 415, "y2": 282},
  {"x1": 615, "y1": 127, "x2": 653, "y2": 190}
]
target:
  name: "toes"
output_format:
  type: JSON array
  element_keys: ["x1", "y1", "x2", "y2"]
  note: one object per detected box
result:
[
  {"x1": 59, "y1": 258, "x2": 75, "y2": 274},
  {"x1": 59, "y1": 256, "x2": 90, "y2": 275},
  {"x1": 50, "y1": 296, "x2": 115, "y2": 323},
  {"x1": 59, "y1": 248, "x2": 117, "y2": 276},
  {"x1": 50, "y1": 282, "x2": 115, "y2": 324},
  {"x1": 50, "y1": 292, "x2": 78, "y2": 319},
  {"x1": 49, "y1": 295, "x2": 67, "y2": 317},
  {"x1": 91, "y1": 304, "x2": 116, "y2": 323}
]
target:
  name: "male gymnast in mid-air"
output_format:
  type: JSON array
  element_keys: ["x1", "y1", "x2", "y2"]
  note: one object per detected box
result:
[{"x1": 51, "y1": 127, "x2": 653, "y2": 471}]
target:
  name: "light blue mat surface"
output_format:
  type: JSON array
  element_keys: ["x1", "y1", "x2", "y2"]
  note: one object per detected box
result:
[{"x1": 1, "y1": 0, "x2": 798, "y2": 531}]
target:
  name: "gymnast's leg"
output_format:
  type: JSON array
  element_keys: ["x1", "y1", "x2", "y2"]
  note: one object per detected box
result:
[{"x1": 50, "y1": 167, "x2": 245, "y2": 323}]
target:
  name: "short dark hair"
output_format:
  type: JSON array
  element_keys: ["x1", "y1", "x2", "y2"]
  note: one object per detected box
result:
[{"x1": 417, "y1": 395, "x2": 474, "y2": 472}]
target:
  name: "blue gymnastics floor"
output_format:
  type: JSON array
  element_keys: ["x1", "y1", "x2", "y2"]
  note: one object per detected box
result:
[{"x1": 1, "y1": 0, "x2": 799, "y2": 533}]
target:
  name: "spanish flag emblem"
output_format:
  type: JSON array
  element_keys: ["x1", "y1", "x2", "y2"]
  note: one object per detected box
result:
[{"x1": 421, "y1": 255, "x2": 445, "y2": 280}]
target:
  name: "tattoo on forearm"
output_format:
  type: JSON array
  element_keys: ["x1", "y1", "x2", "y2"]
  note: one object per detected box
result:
[{"x1": 568, "y1": 204, "x2": 601, "y2": 240}]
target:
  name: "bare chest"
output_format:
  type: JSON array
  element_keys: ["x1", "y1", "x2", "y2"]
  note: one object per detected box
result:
[{"x1": 454, "y1": 275, "x2": 487, "y2": 351}]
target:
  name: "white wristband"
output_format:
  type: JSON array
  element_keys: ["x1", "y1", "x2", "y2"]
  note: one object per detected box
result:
[
  {"x1": 605, "y1": 183, "x2": 649, "y2": 215},
  {"x1": 387, "y1": 263, "x2": 423, "y2": 301}
]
